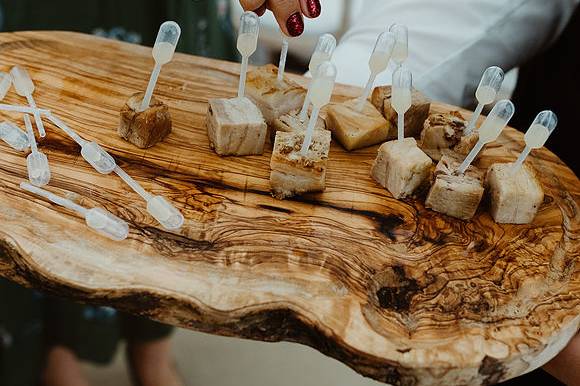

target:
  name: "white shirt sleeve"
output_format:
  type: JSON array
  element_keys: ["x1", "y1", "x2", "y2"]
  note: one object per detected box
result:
[{"x1": 332, "y1": 0, "x2": 579, "y2": 107}]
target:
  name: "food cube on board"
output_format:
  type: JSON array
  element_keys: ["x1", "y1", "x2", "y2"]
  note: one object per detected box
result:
[
  {"x1": 371, "y1": 86, "x2": 431, "y2": 140},
  {"x1": 206, "y1": 97, "x2": 267, "y2": 156},
  {"x1": 326, "y1": 99, "x2": 388, "y2": 151},
  {"x1": 420, "y1": 111, "x2": 479, "y2": 161},
  {"x1": 271, "y1": 108, "x2": 327, "y2": 139},
  {"x1": 270, "y1": 130, "x2": 332, "y2": 199},
  {"x1": 425, "y1": 154, "x2": 485, "y2": 220},
  {"x1": 371, "y1": 138, "x2": 432, "y2": 199},
  {"x1": 246, "y1": 64, "x2": 307, "y2": 124},
  {"x1": 485, "y1": 163, "x2": 544, "y2": 224},
  {"x1": 119, "y1": 92, "x2": 172, "y2": 149}
]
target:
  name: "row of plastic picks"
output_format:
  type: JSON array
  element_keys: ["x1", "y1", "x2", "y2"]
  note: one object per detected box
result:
[{"x1": 0, "y1": 66, "x2": 184, "y2": 241}]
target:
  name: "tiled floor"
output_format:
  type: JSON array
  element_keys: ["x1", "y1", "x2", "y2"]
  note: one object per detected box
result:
[{"x1": 84, "y1": 328, "x2": 383, "y2": 386}]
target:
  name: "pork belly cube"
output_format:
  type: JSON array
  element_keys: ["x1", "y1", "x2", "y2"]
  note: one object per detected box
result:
[
  {"x1": 246, "y1": 64, "x2": 306, "y2": 124},
  {"x1": 326, "y1": 99, "x2": 388, "y2": 151},
  {"x1": 119, "y1": 92, "x2": 172, "y2": 149},
  {"x1": 371, "y1": 138, "x2": 432, "y2": 199},
  {"x1": 371, "y1": 86, "x2": 431, "y2": 140},
  {"x1": 426, "y1": 155, "x2": 485, "y2": 220},
  {"x1": 485, "y1": 163, "x2": 544, "y2": 224},
  {"x1": 270, "y1": 130, "x2": 331, "y2": 199},
  {"x1": 206, "y1": 97, "x2": 267, "y2": 156},
  {"x1": 271, "y1": 108, "x2": 327, "y2": 138},
  {"x1": 420, "y1": 111, "x2": 479, "y2": 161}
]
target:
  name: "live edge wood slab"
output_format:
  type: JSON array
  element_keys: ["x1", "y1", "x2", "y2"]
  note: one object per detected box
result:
[{"x1": 0, "y1": 32, "x2": 578, "y2": 386}]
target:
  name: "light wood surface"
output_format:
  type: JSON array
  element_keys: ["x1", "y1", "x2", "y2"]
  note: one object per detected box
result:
[{"x1": 0, "y1": 31, "x2": 578, "y2": 386}]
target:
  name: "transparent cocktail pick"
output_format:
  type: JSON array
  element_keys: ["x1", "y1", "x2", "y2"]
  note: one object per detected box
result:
[
  {"x1": 0, "y1": 121, "x2": 29, "y2": 151},
  {"x1": 277, "y1": 33, "x2": 290, "y2": 83},
  {"x1": 20, "y1": 182, "x2": 129, "y2": 241},
  {"x1": 10, "y1": 66, "x2": 46, "y2": 137},
  {"x1": 357, "y1": 31, "x2": 396, "y2": 111},
  {"x1": 392, "y1": 67, "x2": 413, "y2": 141},
  {"x1": 511, "y1": 110, "x2": 557, "y2": 173},
  {"x1": 139, "y1": 21, "x2": 182, "y2": 112},
  {"x1": 389, "y1": 24, "x2": 408, "y2": 68},
  {"x1": 47, "y1": 114, "x2": 116, "y2": 174},
  {"x1": 465, "y1": 66, "x2": 505, "y2": 135},
  {"x1": 0, "y1": 72, "x2": 11, "y2": 101},
  {"x1": 299, "y1": 33, "x2": 337, "y2": 121},
  {"x1": 457, "y1": 99, "x2": 515, "y2": 174},
  {"x1": 237, "y1": 11, "x2": 260, "y2": 99},
  {"x1": 0, "y1": 103, "x2": 51, "y2": 116},
  {"x1": 300, "y1": 61, "x2": 337, "y2": 155},
  {"x1": 24, "y1": 114, "x2": 51, "y2": 187},
  {"x1": 114, "y1": 166, "x2": 184, "y2": 231}
]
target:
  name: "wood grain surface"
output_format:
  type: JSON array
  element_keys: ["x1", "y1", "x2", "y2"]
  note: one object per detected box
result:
[{"x1": 0, "y1": 31, "x2": 579, "y2": 386}]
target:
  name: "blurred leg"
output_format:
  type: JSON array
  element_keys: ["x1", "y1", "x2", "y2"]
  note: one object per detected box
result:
[
  {"x1": 42, "y1": 345, "x2": 90, "y2": 386},
  {"x1": 126, "y1": 338, "x2": 184, "y2": 386},
  {"x1": 120, "y1": 314, "x2": 182, "y2": 386}
]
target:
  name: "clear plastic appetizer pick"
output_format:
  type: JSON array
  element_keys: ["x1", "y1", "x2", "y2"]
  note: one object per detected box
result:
[
  {"x1": 389, "y1": 24, "x2": 408, "y2": 68},
  {"x1": 277, "y1": 33, "x2": 290, "y2": 83},
  {"x1": 512, "y1": 110, "x2": 557, "y2": 173},
  {"x1": 457, "y1": 99, "x2": 515, "y2": 174},
  {"x1": 0, "y1": 103, "x2": 51, "y2": 116},
  {"x1": 10, "y1": 66, "x2": 46, "y2": 137},
  {"x1": 0, "y1": 72, "x2": 11, "y2": 101},
  {"x1": 47, "y1": 114, "x2": 116, "y2": 174},
  {"x1": 465, "y1": 66, "x2": 505, "y2": 135},
  {"x1": 20, "y1": 182, "x2": 129, "y2": 241},
  {"x1": 357, "y1": 31, "x2": 396, "y2": 111},
  {"x1": 392, "y1": 67, "x2": 413, "y2": 141},
  {"x1": 0, "y1": 121, "x2": 29, "y2": 151},
  {"x1": 24, "y1": 114, "x2": 51, "y2": 186},
  {"x1": 299, "y1": 33, "x2": 337, "y2": 121},
  {"x1": 237, "y1": 11, "x2": 260, "y2": 98},
  {"x1": 300, "y1": 61, "x2": 337, "y2": 155},
  {"x1": 114, "y1": 166, "x2": 184, "y2": 231},
  {"x1": 140, "y1": 21, "x2": 182, "y2": 112}
]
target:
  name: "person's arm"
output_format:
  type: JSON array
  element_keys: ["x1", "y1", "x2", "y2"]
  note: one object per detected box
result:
[{"x1": 332, "y1": 0, "x2": 579, "y2": 107}]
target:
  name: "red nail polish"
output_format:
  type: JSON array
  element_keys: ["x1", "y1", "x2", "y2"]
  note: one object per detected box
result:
[
  {"x1": 306, "y1": 0, "x2": 321, "y2": 18},
  {"x1": 286, "y1": 12, "x2": 304, "y2": 37}
]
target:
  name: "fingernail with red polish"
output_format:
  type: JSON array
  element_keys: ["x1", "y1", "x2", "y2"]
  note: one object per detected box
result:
[
  {"x1": 306, "y1": 0, "x2": 321, "y2": 18},
  {"x1": 286, "y1": 12, "x2": 304, "y2": 37}
]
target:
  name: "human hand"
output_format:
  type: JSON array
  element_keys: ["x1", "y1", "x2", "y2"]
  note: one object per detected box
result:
[{"x1": 239, "y1": 0, "x2": 322, "y2": 37}]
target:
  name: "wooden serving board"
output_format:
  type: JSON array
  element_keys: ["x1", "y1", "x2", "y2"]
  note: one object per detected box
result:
[{"x1": 1, "y1": 32, "x2": 579, "y2": 386}]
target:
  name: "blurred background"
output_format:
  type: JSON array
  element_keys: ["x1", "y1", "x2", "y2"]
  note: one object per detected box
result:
[
  {"x1": 0, "y1": 0, "x2": 364, "y2": 71},
  {"x1": 0, "y1": 1, "x2": 577, "y2": 385}
]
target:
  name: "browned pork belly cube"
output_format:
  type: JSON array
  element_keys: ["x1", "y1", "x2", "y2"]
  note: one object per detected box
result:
[
  {"x1": 246, "y1": 64, "x2": 306, "y2": 124},
  {"x1": 326, "y1": 99, "x2": 388, "y2": 151},
  {"x1": 206, "y1": 97, "x2": 267, "y2": 156},
  {"x1": 485, "y1": 163, "x2": 544, "y2": 224},
  {"x1": 371, "y1": 138, "x2": 433, "y2": 199},
  {"x1": 119, "y1": 92, "x2": 172, "y2": 149},
  {"x1": 371, "y1": 86, "x2": 431, "y2": 140},
  {"x1": 425, "y1": 154, "x2": 485, "y2": 220},
  {"x1": 270, "y1": 130, "x2": 332, "y2": 199}
]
